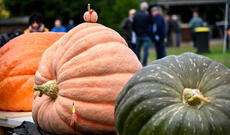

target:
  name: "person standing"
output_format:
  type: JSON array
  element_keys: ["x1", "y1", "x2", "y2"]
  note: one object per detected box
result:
[
  {"x1": 151, "y1": 6, "x2": 167, "y2": 59},
  {"x1": 171, "y1": 15, "x2": 181, "y2": 48},
  {"x1": 120, "y1": 9, "x2": 136, "y2": 53},
  {"x1": 133, "y1": 2, "x2": 153, "y2": 66},
  {"x1": 165, "y1": 15, "x2": 173, "y2": 47},
  {"x1": 24, "y1": 12, "x2": 49, "y2": 34},
  {"x1": 189, "y1": 11, "x2": 204, "y2": 48},
  {"x1": 51, "y1": 19, "x2": 67, "y2": 32},
  {"x1": 66, "y1": 19, "x2": 75, "y2": 32}
]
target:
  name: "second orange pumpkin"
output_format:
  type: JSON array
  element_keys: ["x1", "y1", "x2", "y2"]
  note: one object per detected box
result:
[{"x1": 0, "y1": 32, "x2": 64, "y2": 111}]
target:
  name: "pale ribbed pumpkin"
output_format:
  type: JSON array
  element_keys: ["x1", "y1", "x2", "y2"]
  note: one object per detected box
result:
[
  {"x1": 32, "y1": 10, "x2": 142, "y2": 135},
  {"x1": 0, "y1": 32, "x2": 64, "y2": 111},
  {"x1": 115, "y1": 53, "x2": 230, "y2": 135}
]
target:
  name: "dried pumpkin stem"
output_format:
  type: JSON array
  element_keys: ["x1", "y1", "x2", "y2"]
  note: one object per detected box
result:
[
  {"x1": 33, "y1": 80, "x2": 58, "y2": 99},
  {"x1": 188, "y1": 95, "x2": 210, "y2": 104},
  {"x1": 88, "y1": 3, "x2": 90, "y2": 11},
  {"x1": 183, "y1": 88, "x2": 210, "y2": 106}
]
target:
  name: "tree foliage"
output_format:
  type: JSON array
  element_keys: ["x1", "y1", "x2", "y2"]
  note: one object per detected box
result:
[{"x1": 0, "y1": 0, "x2": 10, "y2": 18}]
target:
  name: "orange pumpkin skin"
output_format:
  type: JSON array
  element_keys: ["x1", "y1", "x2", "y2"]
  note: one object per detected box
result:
[
  {"x1": 83, "y1": 10, "x2": 98, "y2": 23},
  {"x1": 32, "y1": 23, "x2": 142, "y2": 134},
  {"x1": 0, "y1": 32, "x2": 64, "y2": 111}
]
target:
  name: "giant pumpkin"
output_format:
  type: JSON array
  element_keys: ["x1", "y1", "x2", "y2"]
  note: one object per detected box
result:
[
  {"x1": 0, "y1": 32, "x2": 64, "y2": 111},
  {"x1": 32, "y1": 7, "x2": 142, "y2": 135},
  {"x1": 115, "y1": 53, "x2": 230, "y2": 135}
]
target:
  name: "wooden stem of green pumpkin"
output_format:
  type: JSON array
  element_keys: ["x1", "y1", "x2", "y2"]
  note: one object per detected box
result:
[
  {"x1": 188, "y1": 95, "x2": 210, "y2": 104},
  {"x1": 33, "y1": 80, "x2": 58, "y2": 99},
  {"x1": 183, "y1": 88, "x2": 210, "y2": 106}
]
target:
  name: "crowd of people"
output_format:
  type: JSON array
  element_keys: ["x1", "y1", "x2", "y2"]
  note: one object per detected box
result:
[
  {"x1": 121, "y1": 2, "x2": 205, "y2": 66},
  {"x1": 24, "y1": 12, "x2": 75, "y2": 34},
  {"x1": 21, "y1": 3, "x2": 206, "y2": 67}
]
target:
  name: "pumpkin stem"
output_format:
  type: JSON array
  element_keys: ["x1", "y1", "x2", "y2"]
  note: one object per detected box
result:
[
  {"x1": 183, "y1": 88, "x2": 210, "y2": 106},
  {"x1": 88, "y1": 3, "x2": 90, "y2": 11},
  {"x1": 33, "y1": 80, "x2": 58, "y2": 99}
]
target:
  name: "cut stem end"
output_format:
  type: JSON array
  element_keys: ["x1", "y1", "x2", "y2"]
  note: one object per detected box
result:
[{"x1": 33, "y1": 80, "x2": 58, "y2": 99}]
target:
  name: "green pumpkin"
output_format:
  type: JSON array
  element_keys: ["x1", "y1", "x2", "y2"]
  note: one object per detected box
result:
[{"x1": 115, "y1": 52, "x2": 230, "y2": 135}]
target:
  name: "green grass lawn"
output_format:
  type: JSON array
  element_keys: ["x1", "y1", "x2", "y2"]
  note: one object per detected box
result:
[{"x1": 147, "y1": 44, "x2": 230, "y2": 68}]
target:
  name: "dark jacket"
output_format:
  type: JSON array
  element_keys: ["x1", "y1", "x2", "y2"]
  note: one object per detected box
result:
[
  {"x1": 121, "y1": 18, "x2": 133, "y2": 42},
  {"x1": 152, "y1": 14, "x2": 166, "y2": 42},
  {"x1": 172, "y1": 21, "x2": 181, "y2": 33},
  {"x1": 133, "y1": 11, "x2": 152, "y2": 37}
]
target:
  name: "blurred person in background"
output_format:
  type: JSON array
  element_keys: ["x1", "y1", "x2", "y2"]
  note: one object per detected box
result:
[
  {"x1": 165, "y1": 15, "x2": 173, "y2": 47},
  {"x1": 171, "y1": 15, "x2": 181, "y2": 48},
  {"x1": 189, "y1": 11, "x2": 204, "y2": 48},
  {"x1": 51, "y1": 19, "x2": 67, "y2": 32},
  {"x1": 151, "y1": 6, "x2": 167, "y2": 59},
  {"x1": 133, "y1": 2, "x2": 153, "y2": 66},
  {"x1": 121, "y1": 9, "x2": 136, "y2": 53},
  {"x1": 66, "y1": 19, "x2": 75, "y2": 32},
  {"x1": 24, "y1": 12, "x2": 49, "y2": 34}
]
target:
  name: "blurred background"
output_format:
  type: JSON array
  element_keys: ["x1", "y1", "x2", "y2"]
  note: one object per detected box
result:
[{"x1": 0, "y1": 0, "x2": 229, "y2": 67}]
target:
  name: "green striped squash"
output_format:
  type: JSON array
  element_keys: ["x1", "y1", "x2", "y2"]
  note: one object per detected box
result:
[{"x1": 115, "y1": 52, "x2": 230, "y2": 135}]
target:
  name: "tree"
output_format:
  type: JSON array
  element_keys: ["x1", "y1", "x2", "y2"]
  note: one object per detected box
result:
[{"x1": 0, "y1": 0, "x2": 10, "y2": 18}]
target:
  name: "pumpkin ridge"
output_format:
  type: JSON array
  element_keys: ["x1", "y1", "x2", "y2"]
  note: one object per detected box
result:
[
  {"x1": 58, "y1": 72, "x2": 134, "y2": 87},
  {"x1": 58, "y1": 94, "x2": 115, "y2": 105},
  {"x1": 136, "y1": 103, "x2": 181, "y2": 135},
  {"x1": 209, "y1": 104, "x2": 230, "y2": 120},
  {"x1": 150, "y1": 63, "x2": 185, "y2": 92},
  {"x1": 200, "y1": 63, "x2": 230, "y2": 94},
  {"x1": 193, "y1": 60, "x2": 213, "y2": 91},
  {"x1": 53, "y1": 101, "x2": 76, "y2": 133},
  {"x1": 201, "y1": 106, "x2": 230, "y2": 134},
  {"x1": 55, "y1": 97, "x2": 115, "y2": 133},
  {"x1": 122, "y1": 98, "x2": 180, "y2": 134},
  {"x1": 58, "y1": 62, "x2": 136, "y2": 83},
  {"x1": 56, "y1": 41, "x2": 128, "y2": 76},
  {"x1": 51, "y1": 25, "x2": 111, "y2": 67},
  {"x1": 62, "y1": 25, "x2": 113, "y2": 49},
  {"x1": 115, "y1": 65, "x2": 182, "y2": 107},
  {"x1": 0, "y1": 45, "x2": 10, "y2": 57},
  {"x1": 56, "y1": 96, "x2": 114, "y2": 125},
  {"x1": 54, "y1": 31, "x2": 127, "y2": 73}
]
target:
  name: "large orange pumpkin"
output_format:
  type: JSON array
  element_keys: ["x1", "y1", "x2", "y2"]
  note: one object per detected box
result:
[
  {"x1": 32, "y1": 7, "x2": 142, "y2": 135},
  {"x1": 0, "y1": 32, "x2": 64, "y2": 111}
]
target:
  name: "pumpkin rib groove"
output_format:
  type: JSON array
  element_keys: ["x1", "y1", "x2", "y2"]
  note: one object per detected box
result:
[
  {"x1": 0, "y1": 75, "x2": 33, "y2": 83},
  {"x1": 198, "y1": 63, "x2": 222, "y2": 93},
  {"x1": 58, "y1": 94, "x2": 115, "y2": 105},
  {"x1": 53, "y1": 99, "x2": 77, "y2": 133},
  {"x1": 115, "y1": 83, "x2": 180, "y2": 133},
  {"x1": 115, "y1": 80, "x2": 181, "y2": 113},
  {"x1": 211, "y1": 106, "x2": 230, "y2": 121},
  {"x1": 201, "y1": 106, "x2": 230, "y2": 134},
  {"x1": 138, "y1": 103, "x2": 182, "y2": 135},
  {"x1": 58, "y1": 65, "x2": 135, "y2": 84},
  {"x1": 58, "y1": 94, "x2": 116, "y2": 113},
  {"x1": 121, "y1": 98, "x2": 180, "y2": 135},
  {"x1": 58, "y1": 72, "x2": 134, "y2": 86},
  {"x1": 55, "y1": 31, "x2": 126, "y2": 74},
  {"x1": 56, "y1": 96, "x2": 115, "y2": 128},
  {"x1": 204, "y1": 85, "x2": 230, "y2": 99},
  {"x1": 56, "y1": 42, "x2": 129, "y2": 77},
  {"x1": 34, "y1": 71, "x2": 50, "y2": 85},
  {"x1": 62, "y1": 25, "x2": 114, "y2": 51},
  {"x1": 54, "y1": 29, "x2": 126, "y2": 65},
  {"x1": 37, "y1": 100, "x2": 54, "y2": 131},
  {"x1": 150, "y1": 63, "x2": 185, "y2": 91},
  {"x1": 116, "y1": 65, "x2": 183, "y2": 106}
]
